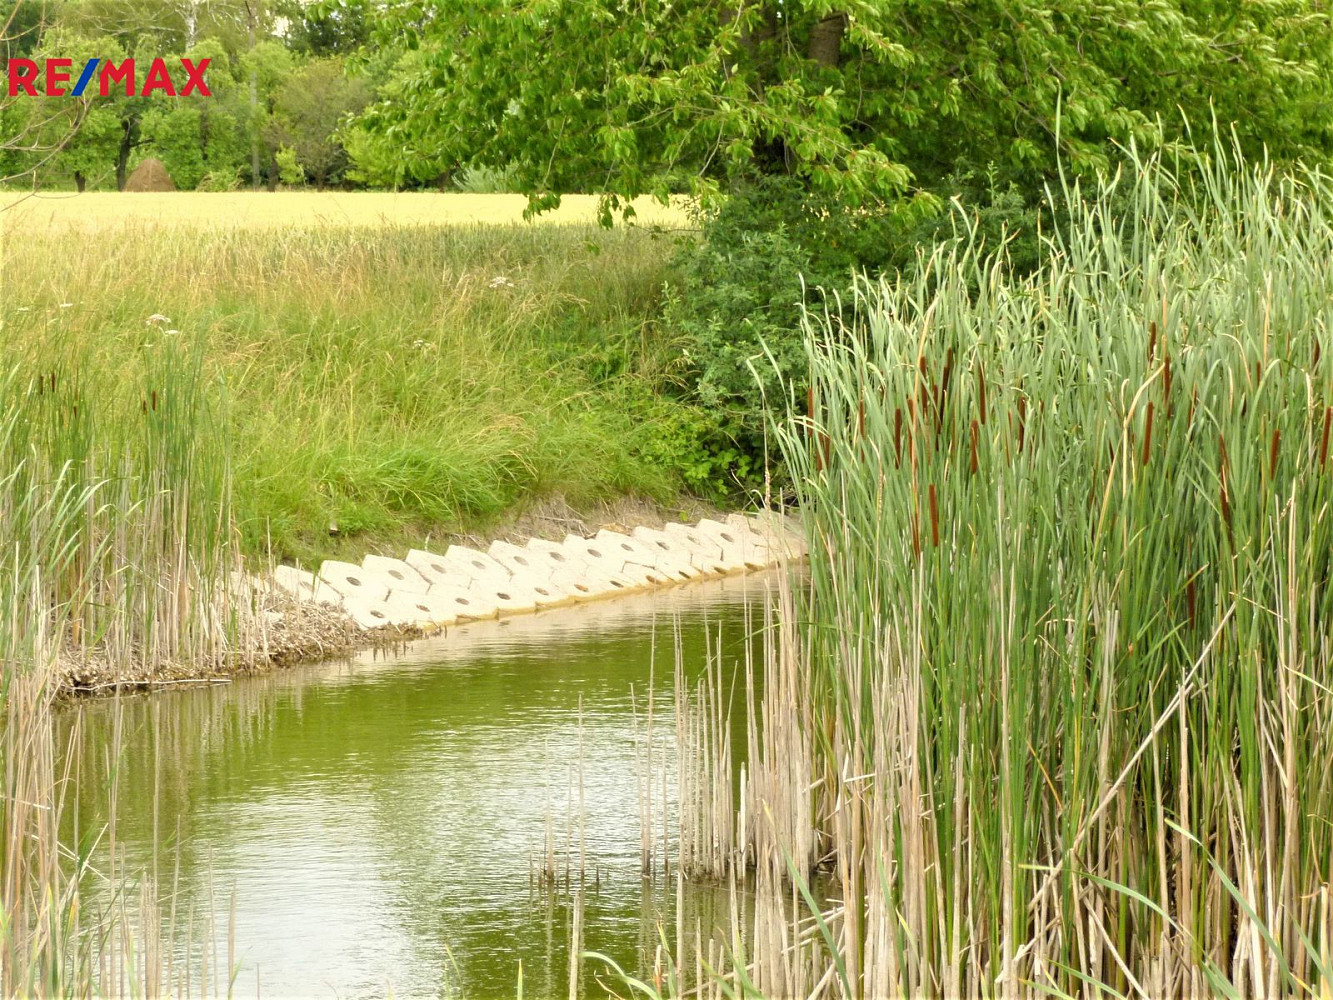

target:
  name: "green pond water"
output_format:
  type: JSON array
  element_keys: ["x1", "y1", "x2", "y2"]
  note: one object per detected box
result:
[{"x1": 64, "y1": 572, "x2": 780, "y2": 999}]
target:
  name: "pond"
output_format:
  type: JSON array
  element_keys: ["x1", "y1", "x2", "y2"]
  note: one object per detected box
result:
[{"x1": 63, "y1": 571, "x2": 781, "y2": 998}]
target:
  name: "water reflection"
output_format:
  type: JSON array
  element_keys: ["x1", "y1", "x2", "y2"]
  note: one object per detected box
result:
[{"x1": 64, "y1": 572, "x2": 782, "y2": 998}]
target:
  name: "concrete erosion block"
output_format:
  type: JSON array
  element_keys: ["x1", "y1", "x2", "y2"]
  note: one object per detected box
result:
[
  {"x1": 535, "y1": 539, "x2": 649, "y2": 598},
  {"x1": 658, "y1": 524, "x2": 736, "y2": 575},
  {"x1": 339, "y1": 591, "x2": 430, "y2": 629},
  {"x1": 269, "y1": 564, "x2": 334, "y2": 603},
  {"x1": 362, "y1": 554, "x2": 433, "y2": 595},
  {"x1": 427, "y1": 583, "x2": 499, "y2": 620},
  {"x1": 485, "y1": 543, "x2": 584, "y2": 606},
  {"x1": 596, "y1": 529, "x2": 698, "y2": 582},
  {"x1": 387, "y1": 589, "x2": 463, "y2": 628},
  {"x1": 465, "y1": 577, "x2": 544, "y2": 615},
  {"x1": 525, "y1": 576, "x2": 580, "y2": 608},
  {"x1": 735, "y1": 511, "x2": 807, "y2": 557},
  {"x1": 694, "y1": 517, "x2": 773, "y2": 569},
  {"x1": 522, "y1": 540, "x2": 610, "y2": 599},
  {"x1": 404, "y1": 549, "x2": 458, "y2": 587},
  {"x1": 524, "y1": 537, "x2": 579, "y2": 571},
  {"x1": 317, "y1": 560, "x2": 392, "y2": 601},
  {"x1": 562, "y1": 535, "x2": 668, "y2": 588},
  {"x1": 488, "y1": 540, "x2": 557, "y2": 580},
  {"x1": 630, "y1": 526, "x2": 726, "y2": 577},
  {"x1": 439, "y1": 545, "x2": 514, "y2": 586}
]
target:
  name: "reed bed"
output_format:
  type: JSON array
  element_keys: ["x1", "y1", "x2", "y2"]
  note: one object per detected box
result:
[
  {"x1": 0, "y1": 341, "x2": 254, "y2": 992},
  {"x1": 647, "y1": 143, "x2": 1333, "y2": 998}
]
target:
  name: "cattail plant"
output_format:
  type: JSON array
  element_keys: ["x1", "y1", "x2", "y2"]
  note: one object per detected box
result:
[{"x1": 637, "y1": 137, "x2": 1333, "y2": 1000}]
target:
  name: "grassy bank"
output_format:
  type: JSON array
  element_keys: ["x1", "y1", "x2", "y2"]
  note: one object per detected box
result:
[
  {"x1": 652, "y1": 146, "x2": 1333, "y2": 997},
  {"x1": 3, "y1": 213, "x2": 707, "y2": 567}
]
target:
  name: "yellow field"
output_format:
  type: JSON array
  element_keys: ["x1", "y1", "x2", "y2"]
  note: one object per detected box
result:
[{"x1": 0, "y1": 190, "x2": 692, "y2": 230}]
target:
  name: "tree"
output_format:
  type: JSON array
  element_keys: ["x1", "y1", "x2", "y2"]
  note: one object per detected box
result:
[
  {"x1": 274, "y1": 0, "x2": 370, "y2": 56},
  {"x1": 346, "y1": 0, "x2": 1333, "y2": 216},
  {"x1": 0, "y1": 1, "x2": 92, "y2": 185},
  {"x1": 263, "y1": 56, "x2": 368, "y2": 187}
]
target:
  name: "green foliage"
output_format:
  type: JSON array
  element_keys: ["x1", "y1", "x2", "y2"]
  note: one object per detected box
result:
[
  {"x1": 263, "y1": 56, "x2": 369, "y2": 187},
  {"x1": 666, "y1": 172, "x2": 1046, "y2": 489},
  {"x1": 140, "y1": 105, "x2": 206, "y2": 188},
  {"x1": 453, "y1": 163, "x2": 520, "y2": 194},
  {"x1": 348, "y1": 0, "x2": 1333, "y2": 217},
  {"x1": 274, "y1": 145, "x2": 304, "y2": 186},
  {"x1": 195, "y1": 168, "x2": 242, "y2": 191}
]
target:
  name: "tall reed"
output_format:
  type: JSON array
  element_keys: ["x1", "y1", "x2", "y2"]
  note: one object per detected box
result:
[
  {"x1": 655, "y1": 140, "x2": 1333, "y2": 997},
  {"x1": 0, "y1": 335, "x2": 254, "y2": 992}
]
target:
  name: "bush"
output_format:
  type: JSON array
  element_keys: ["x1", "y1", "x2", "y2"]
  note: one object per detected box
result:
[
  {"x1": 665, "y1": 173, "x2": 1048, "y2": 494},
  {"x1": 196, "y1": 168, "x2": 242, "y2": 192},
  {"x1": 453, "y1": 163, "x2": 520, "y2": 194}
]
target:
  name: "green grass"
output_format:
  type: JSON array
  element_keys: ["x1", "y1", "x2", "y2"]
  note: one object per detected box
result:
[{"x1": 3, "y1": 222, "x2": 703, "y2": 567}]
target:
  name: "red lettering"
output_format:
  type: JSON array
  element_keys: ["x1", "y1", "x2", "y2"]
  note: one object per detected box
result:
[
  {"x1": 141, "y1": 57, "x2": 175, "y2": 96},
  {"x1": 7, "y1": 58, "x2": 38, "y2": 97},
  {"x1": 44, "y1": 57, "x2": 72, "y2": 95},
  {"x1": 179, "y1": 58, "x2": 210, "y2": 96},
  {"x1": 100, "y1": 58, "x2": 134, "y2": 96}
]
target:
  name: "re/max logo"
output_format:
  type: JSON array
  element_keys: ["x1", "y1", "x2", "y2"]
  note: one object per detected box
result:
[{"x1": 6, "y1": 58, "x2": 212, "y2": 97}]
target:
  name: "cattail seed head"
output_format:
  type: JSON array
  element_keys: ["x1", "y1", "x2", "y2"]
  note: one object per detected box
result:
[
  {"x1": 928, "y1": 484, "x2": 939, "y2": 548},
  {"x1": 1142, "y1": 401, "x2": 1155, "y2": 467},
  {"x1": 977, "y1": 362, "x2": 987, "y2": 426},
  {"x1": 970, "y1": 419, "x2": 979, "y2": 475},
  {"x1": 1321, "y1": 406, "x2": 1332, "y2": 468}
]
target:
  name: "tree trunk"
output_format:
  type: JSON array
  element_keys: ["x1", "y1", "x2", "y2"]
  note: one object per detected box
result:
[
  {"x1": 808, "y1": 12, "x2": 847, "y2": 68},
  {"x1": 74, "y1": 171, "x2": 86, "y2": 193},
  {"x1": 248, "y1": 0, "x2": 261, "y2": 188},
  {"x1": 115, "y1": 117, "x2": 138, "y2": 191}
]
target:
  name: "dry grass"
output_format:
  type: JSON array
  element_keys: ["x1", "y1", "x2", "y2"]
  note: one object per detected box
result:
[{"x1": 0, "y1": 190, "x2": 692, "y2": 231}]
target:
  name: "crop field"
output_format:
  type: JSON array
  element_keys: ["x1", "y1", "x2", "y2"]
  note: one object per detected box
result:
[{"x1": 0, "y1": 190, "x2": 692, "y2": 230}]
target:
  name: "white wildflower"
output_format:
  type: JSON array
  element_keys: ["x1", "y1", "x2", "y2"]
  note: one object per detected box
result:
[
  {"x1": 488, "y1": 276, "x2": 515, "y2": 289},
  {"x1": 146, "y1": 313, "x2": 171, "y2": 325},
  {"x1": 16, "y1": 307, "x2": 29, "y2": 312},
  {"x1": 165, "y1": 329, "x2": 179, "y2": 336},
  {"x1": 58, "y1": 302, "x2": 74, "y2": 308}
]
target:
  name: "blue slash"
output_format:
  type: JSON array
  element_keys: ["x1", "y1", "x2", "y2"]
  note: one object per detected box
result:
[{"x1": 71, "y1": 58, "x2": 100, "y2": 97}]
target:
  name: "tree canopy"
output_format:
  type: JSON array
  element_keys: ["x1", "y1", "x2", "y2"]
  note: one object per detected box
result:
[{"x1": 348, "y1": 0, "x2": 1333, "y2": 213}]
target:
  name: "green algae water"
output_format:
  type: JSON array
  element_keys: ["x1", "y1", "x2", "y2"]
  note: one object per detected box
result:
[{"x1": 62, "y1": 573, "x2": 778, "y2": 999}]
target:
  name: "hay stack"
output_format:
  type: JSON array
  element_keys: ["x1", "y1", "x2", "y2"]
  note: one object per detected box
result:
[{"x1": 123, "y1": 158, "x2": 176, "y2": 192}]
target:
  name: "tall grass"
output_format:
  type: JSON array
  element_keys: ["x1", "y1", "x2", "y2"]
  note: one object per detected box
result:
[
  {"x1": 3, "y1": 222, "x2": 692, "y2": 566},
  {"x1": 0, "y1": 341, "x2": 251, "y2": 991},
  {"x1": 651, "y1": 142, "x2": 1333, "y2": 997}
]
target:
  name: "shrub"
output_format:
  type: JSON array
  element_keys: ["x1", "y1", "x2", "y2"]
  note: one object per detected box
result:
[
  {"x1": 453, "y1": 163, "x2": 521, "y2": 194},
  {"x1": 665, "y1": 172, "x2": 1047, "y2": 494},
  {"x1": 196, "y1": 168, "x2": 242, "y2": 192}
]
